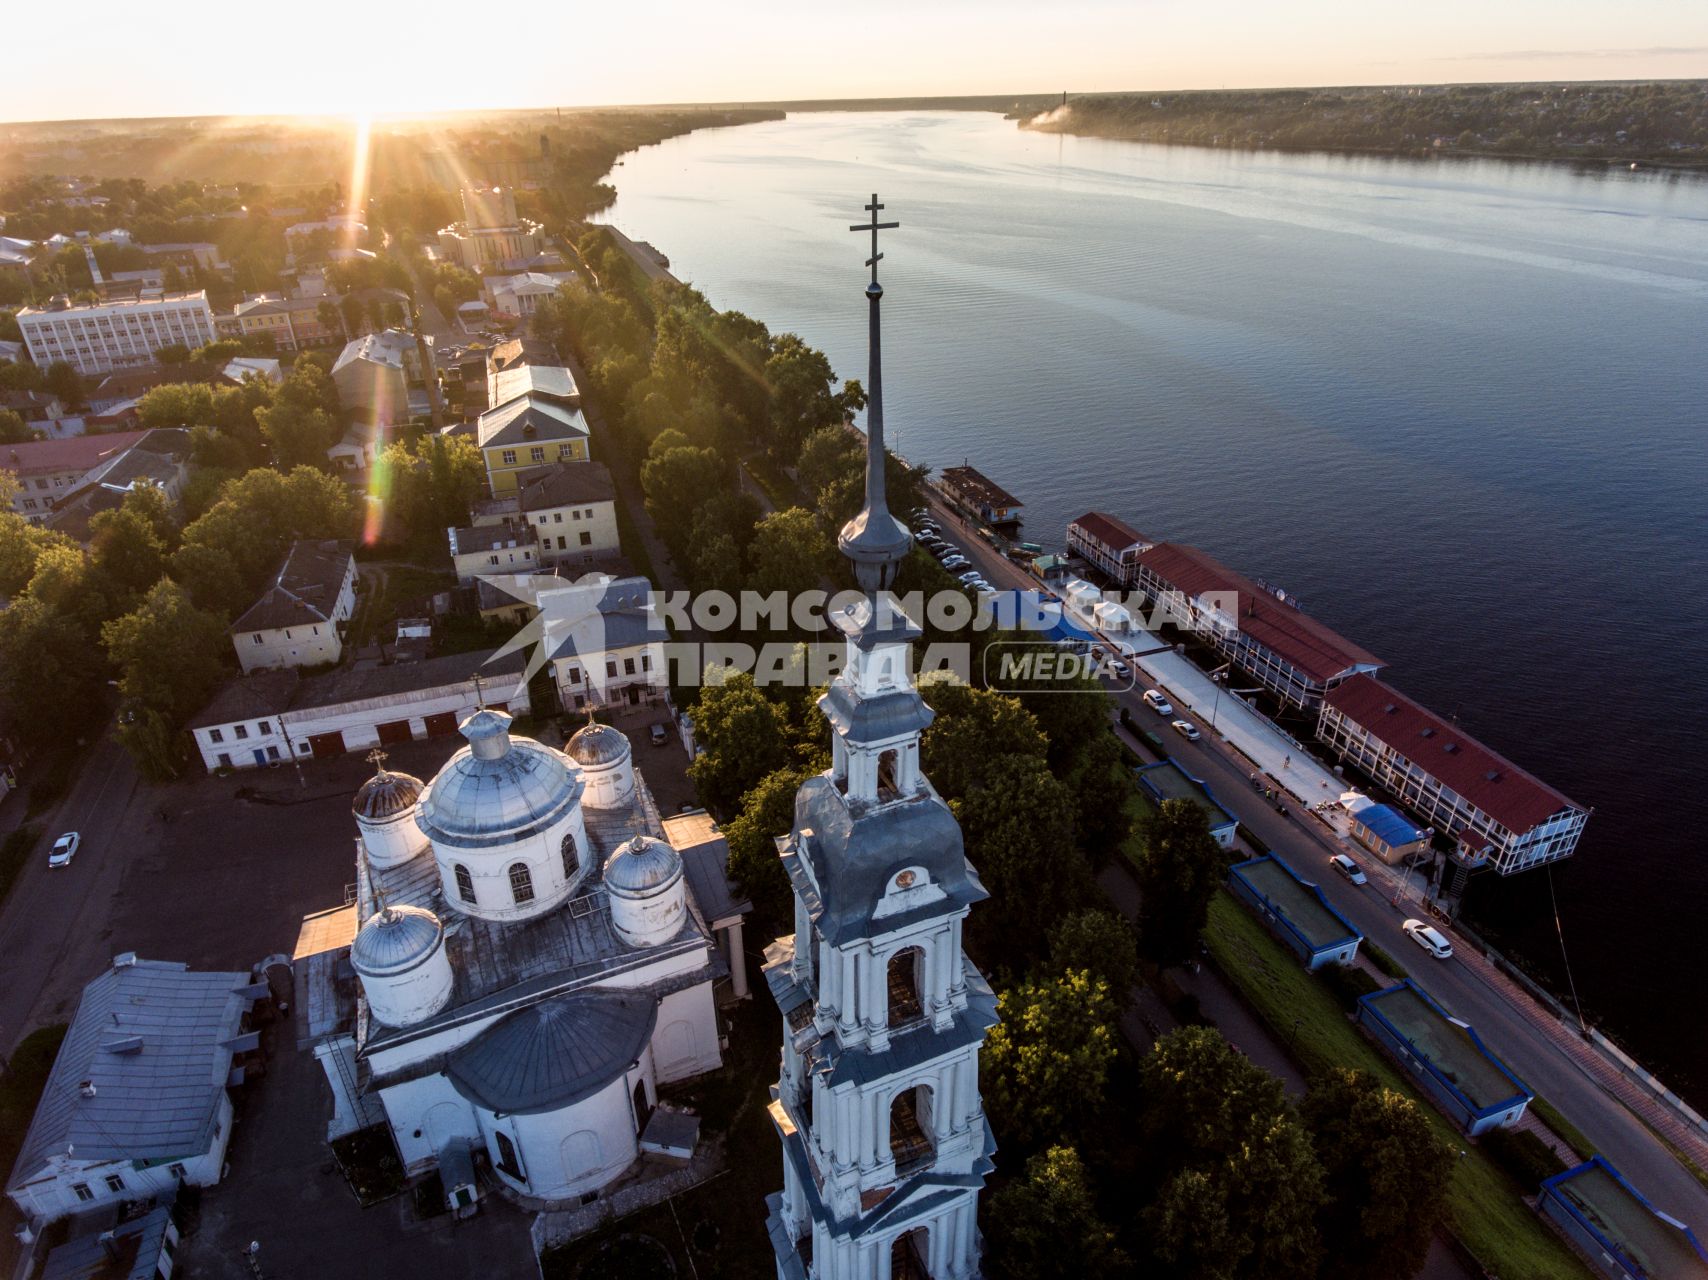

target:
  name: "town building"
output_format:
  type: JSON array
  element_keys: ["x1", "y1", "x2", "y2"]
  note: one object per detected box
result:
[
  {"x1": 1317, "y1": 674, "x2": 1588, "y2": 875},
  {"x1": 447, "y1": 522, "x2": 538, "y2": 584},
  {"x1": 15, "y1": 293, "x2": 217, "y2": 376},
  {"x1": 1132, "y1": 541, "x2": 1384, "y2": 710},
  {"x1": 330, "y1": 329, "x2": 431, "y2": 426},
  {"x1": 485, "y1": 270, "x2": 578, "y2": 319},
  {"x1": 1356, "y1": 981, "x2": 1531, "y2": 1136},
  {"x1": 294, "y1": 708, "x2": 745, "y2": 1209},
  {"x1": 436, "y1": 187, "x2": 545, "y2": 271},
  {"x1": 937, "y1": 464, "x2": 1023, "y2": 531},
  {"x1": 763, "y1": 221, "x2": 996, "y2": 1280},
  {"x1": 1539, "y1": 1156, "x2": 1708, "y2": 1279},
  {"x1": 517, "y1": 461, "x2": 620, "y2": 568},
  {"x1": 219, "y1": 294, "x2": 339, "y2": 352},
  {"x1": 229, "y1": 540, "x2": 357, "y2": 674},
  {"x1": 36, "y1": 1202, "x2": 181, "y2": 1280},
  {"x1": 44, "y1": 428, "x2": 193, "y2": 543},
  {"x1": 1227, "y1": 854, "x2": 1362, "y2": 970},
  {"x1": 5, "y1": 956, "x2": 262, "y2": 1227},
  {"x1": 1066, "y1": 511, "x2": 1153, "y2": 586},
  {"x1": 138, "y1": 243, "x2": 225, "y2": 273},
  {"x1": 187, "y1": 649, "x2": 530, "y2": 772},
  {"x1": 0, "y1": 236, "x2": 34, "y2": 281},
  {"x1": 1346, "y1": 800, "x2": 1430, "y2": 865},
  {"x1": 3, "y1": 430, "x2": 151, "y2": 524},
  {"x1": 477, "y1": 391, "x2": 590, "y2": 495},
  {"x1": 284, "y1": 216, "x2": 368, "y2": 251},
  {"x1": 0, "y1": 389, "x2": 64, "y2": 424},
  {"x1": 659, "y1": 809, "x2": 754, "y2": 1002},
  {"x1": 542, "y1": 576, "x2": 668, "y2": 711},
  {"x1": 1134, "y1": 761, "x2": 1239, "y2": 849}
]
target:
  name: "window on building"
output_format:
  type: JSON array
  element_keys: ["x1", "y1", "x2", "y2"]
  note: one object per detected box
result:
[
  {"x1": 579, "y1": 531, "x2": 592, "y2": 546},
  {"x1": 169, "y1": 1163, "x2": 187, "y2": 1181},
  {"x1": 267, "y1": 746, "x2": 281, "y2": 761},
  {"x1": 258, "y1": 721, "x2": 270, "y2": 733},
  {"x1": 888, "y1": 948, "x2": 924, "y2": 1024},
  {"x1": 559, "y1": 444, "x2": 573, "y2": 458},
  {"x1": 605, "y1": 659, "x2": 618, "y2": 680},
  {"x1": 572, "y1": 509, "x2": 581, "y2": 520},
  {"x1": 217, "y1": 753, "x2": 232, "y2": 768},
  {"x1": 252, "y1": 634, "x2": 264, "y2": 645},
  {"x1": 104, "y1": 1174, "x2": 126, "y2": 1193},
  {"x1": 561, "y1": 834, "x2": 577, "y2": 882},
  {"x1": 454, "y1": 863, "x2": 476, "y2": 904},
  {"x1": 234, "y1": 724, "x2": 249, "y2": 740},
  {"x1": 72, "y1": 1183, "x2": 94, "y2": 1203},
  {"x1": 501, "y1": 449, "x2": 517, "y2": 465},
  {"x1": 553, "y1": 512, "x2": 563, "y2": 523},
  {"x1": 556, "y1": 536, "x2": 567, "y2": 550},
  {"x1": 529, "y1": 447, "x2": 545, "y2": 462},
  {"x1": 209, "y1": 728, "x2": 224, "y2": 743},
  {"x1": 508, "y1": 862, "x2": 534, "y2": 904},
  {"x1": 22, "y1": 498, "x2": 35, "y2": 510},
  {"x1": 640, "y1": 653, "x2": 651, "y2": 673},
  {"x1": 494, "y1": 1131, "x2": 524, "y2": 1181},
  {"x1": 623, "y1": 657, "x2": 636, "y2": 676},
  {"x1": 565, "y1": 666, "x2": 581, "y2": 685}
]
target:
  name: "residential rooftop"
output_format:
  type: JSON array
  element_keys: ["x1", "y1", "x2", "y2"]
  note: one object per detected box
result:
[
  {"x1": 939, "y1": 465, "x2": 1022, "y2": 512},
  {"x1": 1070, "y1": 510, "x2": 1152, "y2": 553},
  {"x1": 228, "y1": 540, "x2": 353, "y2": 635},
  {"x1": 517, "y1": 460, "x2": 616, "y2": 511},
  {"x1": 1359, "y1": 981, "x2": 1530, "y2": 1113},
  {"x1": 2, "y1": 430, "x2": 150, "y2": 479},
  {"x1": 1543, "y1": 1157, "x2": 1708, "y2": 1279},
  {"x1": 1230, "y1": 855, "x2": 1360, "y2": 951}
]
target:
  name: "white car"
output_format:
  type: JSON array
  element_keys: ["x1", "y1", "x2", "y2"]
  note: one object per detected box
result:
[
  {"x1": 1402, "y1": 919, "x2": 1454, "y2": 959},
  {"x1": 1142, "y1": 689, "x2": 1174, "y2": 716},
  {"x1": 1328, "y1": 854, "x2": 1368, "y2": 886},
  {"x1": 1170, "y1": 719, "x2": 1200, "y2": 742},
  {"x1": 48, "y1": 832, "x2": 80, "y2": 868},
  {"x1": 941, "y1": 556, "x2": 970, "y2": 572}
]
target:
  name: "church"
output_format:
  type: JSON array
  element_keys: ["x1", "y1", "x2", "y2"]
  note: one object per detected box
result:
[
  {"x1": 300, "y1": 708, "x2": 748, "y2": 1209},
  {"x1": 762, "y1": 197, "x2": 999, "y2": 1280}
]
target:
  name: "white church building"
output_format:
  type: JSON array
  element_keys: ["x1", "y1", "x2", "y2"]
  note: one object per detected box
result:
[
  {"x1": 762, "y1": 199, "x2": 998, "y2": 1280},
  {"x1": 299, "y1": 706, "x2": 748, "y2": 1209}
]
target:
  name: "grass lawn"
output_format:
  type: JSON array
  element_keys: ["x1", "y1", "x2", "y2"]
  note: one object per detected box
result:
[
  {"x1": 351, "y1": 564, "x2": 456, "y2": 646},
  {"x1": 1117, "y1": 786, "x2": 1158, "y2": 869},
  {"x1": 1204, "y1": 892, "x2": 1593, "y2": 1280}
]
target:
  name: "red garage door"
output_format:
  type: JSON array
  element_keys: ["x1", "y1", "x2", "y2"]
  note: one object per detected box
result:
[
  {"x1": 423, "y1": 712, "x2": 459, "y2": 738},
  {"x1": 307, "y1": 731, "x2": 345, "y2": 759},
  {"x1": 376, "y1": 719, "x2": 413, "y2": 746}
]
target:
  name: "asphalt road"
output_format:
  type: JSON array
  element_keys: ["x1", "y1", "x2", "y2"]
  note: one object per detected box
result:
[{"x1": 926, "y1": 499, "x2": 1708, "y2": 1229}]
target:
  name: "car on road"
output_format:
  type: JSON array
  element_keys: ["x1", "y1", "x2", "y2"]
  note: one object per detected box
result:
[
  {"x1": 942, "y1": 556, "x2": 970, "y2": 571},
  {"x1": 1170, "y1": 719, "x2": 1201, "y2": 742},
  {"x1": 1328, "y1": 853, "x2": 1368, "y2": 885},
  {"x1": 649, "y1": 723, "x2": 669, "y2": 747},
  {"x1": 48, "y1": 832, "x2": 80, "y2": 868},
  {"x1": 1142, "y1": 689, "x2": 1174, "y2": 716},
  {"x1": 1402, "y1": 919, "x2": 1454, "y2": 959}
]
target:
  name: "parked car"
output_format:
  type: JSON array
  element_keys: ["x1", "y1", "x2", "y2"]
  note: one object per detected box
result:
[
  {"x1": 942, "y1": 556, "x2": 970, "y2": 571},
  {"x1": 1170, "y1": 719, "x2": 1201, "y2": 742},
  {"x1": 48, "y1": 832, "x2": 79, "y2": 868},
  {"x1": 649, "y1": 723, "x2": 669, "y2": 747},
  {"x1": 1328, "y1": 853, "x2": 1368, "y2": 885},
  {"x1": 1142, "y1": 689, "x2": 1174, "y2": 716},
  {"x1": 1402, "y1": 919, "x2": 1454, "y2": 959}
]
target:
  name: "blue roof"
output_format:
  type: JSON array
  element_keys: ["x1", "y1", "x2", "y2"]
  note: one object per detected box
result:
[
  {"x1": 1357, "y1": 803, "x2": 1427, "y2": 847},
  {"x1": 980, "y1": 590, "x2": 1095, "y2": 646}
]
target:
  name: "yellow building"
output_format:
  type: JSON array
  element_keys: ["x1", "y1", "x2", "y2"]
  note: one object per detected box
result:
[{"x1": 478, "y1": 393, "x2": 590, "y2": 494}]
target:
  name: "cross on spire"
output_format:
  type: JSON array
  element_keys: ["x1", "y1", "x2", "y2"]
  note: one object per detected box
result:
[
  {"x1": 850, "y1": 193, "x2": 899, "y2": 285},
  {"x1": 365, "y1": 747, "x2": 389, "y2": 775}
]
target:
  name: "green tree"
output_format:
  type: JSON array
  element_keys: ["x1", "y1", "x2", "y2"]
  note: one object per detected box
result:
[
  {"x1": 88, "y1": 502, "x2": 169, "y2": 598},
  {"x1": 985, "y1": 1145, "x2": 1130, "y2": 1280},
  {"x1": 723, "y1": 765, "x2": 812, "y2": 928},
  {"x1": 763, "y1": 333, "x2": 858, "y2": 463},
  {"x1": 687, "y1": 671, "x2": 791, "y2": 817},
  {"x1": 153, "y1": 342, "x2": 191, "y2": 364},
  {"x1": 0, "y1": 594, "x2": 106, "y2": 746},
  {"x1": 0, "y1": 407, "x2": 36, "y2": 444},
  {"x1": 748, "y1": 506, "x2": 830, "y2": 599},
  {"x1": 103, "y1": 579, "x2": 231, "y2": 778},
  {"x1": 640, "y1": 440, "x2": 728, "y2": 560},
  {"x1": 918, "y1": 681, "x2": 1047, "y2": 802},
  {"x1": 1133, "y1": 799, "x2": 1224, "y2": 967},
  {"x1": 984, "y1": 970, "x2": 1119, "y2": 1148},
  {"x1": 1302, "y1": 1069, "x2": 1453, "y2": 1280},
  {"x1": 43, "y1": 361, "x2": 85, "y2": 409},
  {"x1": 1070, "y1": 732, "x2": 1134, "y2": 866},
  {"x1": 137, "y1": 381, "x2": 219, "y2": 430},
  {"x1": 0, "y1": 510, "x2": 72, "y2": 596},
  {"x1": 377, "y1": 432, "x2": 484, "y2": 552},
  {"x1": 1047, "y1": 908, "x2": 1138, "y2": 1007}
]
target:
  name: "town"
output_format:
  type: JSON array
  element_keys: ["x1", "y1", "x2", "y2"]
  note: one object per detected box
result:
[{"x1": 1, "y1": 84, "x2": 1705, "y2": 1280}]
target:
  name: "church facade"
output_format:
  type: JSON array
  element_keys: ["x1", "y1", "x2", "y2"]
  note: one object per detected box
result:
[
  {"x1": 303, "y1": 710, "x2": 746, "y2": 1209},
  {"x1": 762, "y1": 198, "x2": 998, "y2": 1280}
]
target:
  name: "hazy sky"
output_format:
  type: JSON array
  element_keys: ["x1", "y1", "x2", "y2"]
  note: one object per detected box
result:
[{"x1": 3, "y1": 0, "x2": 1705, "y2": 121}]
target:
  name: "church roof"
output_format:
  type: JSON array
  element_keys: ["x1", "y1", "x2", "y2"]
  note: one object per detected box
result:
[
  {"x1": 603, "y1": 835, "x2": 682, "y2": 897},
  {"x1": 788, "y1": 776, "x2": 988, "y2": 947},
  {"x1": 351, "y1": 905, "x2": 442, "y2": 977},
  {"x1": 353, "y1": 769, "x2": 424, "y2": 822},
  {"x1": 446, "y1": 991, "x2": 655, "y2": 1114},
  {"x1": 417, "y1": 708, "x2": 584, "y2": 849},
  {"x1": 566, "y1": 718, "x2": 630, "y2": 767}
]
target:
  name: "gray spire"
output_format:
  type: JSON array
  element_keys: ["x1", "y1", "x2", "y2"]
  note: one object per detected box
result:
[{"x1": 838, "y1": 194, "x2": 912, "y2": 596}]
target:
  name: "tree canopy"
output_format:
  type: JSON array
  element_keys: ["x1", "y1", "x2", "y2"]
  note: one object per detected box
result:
[
  {"x1": 985, "y1": 1145, "x2": 1131, "y2": 1280},
  {"x1": 1132, "y1": 799, "x2": 1225, "y2": 967}
]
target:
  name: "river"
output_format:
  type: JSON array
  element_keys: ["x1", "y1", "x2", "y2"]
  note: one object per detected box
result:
[{"x1": 596, "y1": 110, "x2": 1708, "y2": 1101}]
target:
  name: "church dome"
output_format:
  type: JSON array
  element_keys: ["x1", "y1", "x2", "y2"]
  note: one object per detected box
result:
[
  {"x1": 447, "y1": 992, "x2": 656, "y2": 1114},
  {"x1": 418, "y1": 708, "x2": 584, "y2": 848},
  {"x1": 603, "y1": 835, "x2": 682, "y2": 896},
  {"x1": 351, "y1": 904, "x2": 443, "y2": 977},
  {"x1": 567, "y1": 719, "x2": 629, "y2": 768},
  {"x1": 353, "y1": 769, "x2": 424, "y2": 822}
]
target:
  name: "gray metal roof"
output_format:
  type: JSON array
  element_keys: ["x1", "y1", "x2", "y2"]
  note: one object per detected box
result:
[
  {"x1": 353, "y1": 769, "x2": 423, "y2": 822},
  {"x1": 566, "y1": 720, "x2": 630, "y2": 767},
  {"x1": 818, "y1": 683, "x2": 935, "y2": 746},
  {"x1": 8, "y1": 960, "x2": 253, "y2": 1190},
  {"x1": 351, "y1": 905, "x2": 443, "y2": 977},
  {"x1": 517, "y1": 460, "x2": 615, "y2": 512},
  {"x1": 662, "y1": 811, "x2": 752, "y2": 928},
  {"x1": 476, "y1": 394, "x2": 588, "y2": 450},
  {"x1": 603, "y1": 836, "x2": 682, "y2": 897},
  {"x1": 417, "y1": 710, "x2": 584, "y2": 848},
  {"x1": 446, "y1": 992, "x2": 655, "y2": 1114},
  {"x1": 40, "y1": 1203, "x2": 174, "y2": 1280}
]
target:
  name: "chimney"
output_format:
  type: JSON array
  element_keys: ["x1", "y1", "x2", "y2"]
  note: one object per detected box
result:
[
  {"x1": 113, "y1": 952, "x2": 137, "y2": 970},
  {"x1": 78, "y1": 1080, "x2": 97, "y2": 1098}
]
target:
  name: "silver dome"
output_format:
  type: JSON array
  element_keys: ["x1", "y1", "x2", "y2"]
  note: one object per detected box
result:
[
  {"x1": 567, "y1": 720, "x2": 630, "y2": 768},
  {"x1": 603, "y1": 835, "x2": 683, "y2": 897},
  {"x1": 418, "y1": 709, "x2": 584, "y2": 849},
  {"x1": 351, "y1": 904, "x2": 443, "y2": 976},
  {"x1": 353, "y1": 769, "x2": 424, "y2": 823}
]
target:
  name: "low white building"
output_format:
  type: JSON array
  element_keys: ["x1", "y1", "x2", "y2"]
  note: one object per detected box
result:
[
  {"x1": 516, "y1": 461, "x2": 620, "y2": 568},
  {"x1": 485, "y1": 271, "x2": 578, "y2": 319},
  {"x1": 187, "y1": 648, "x2": 532, "y2": 773},
  {"x1": 330, "y1": 329, "x2": 429, "y2": 427},
  {"x1": 16, "y1": 292, "x2": 218, "y2": 376},
  {"x1": 5, "y1": 957, "x2": 262, "y2": 1227},
  {"x1": 448, "y1": 522, "x2": 537, "y2": 585},
  {"x1": 542, "y1": 576, "x2": 669, "y2": 711},
  {"x1": 229, "y1": 540, "x2": 357, "y2": 674},
  {"x1": 294, "y1": 709, "x2": 746, "y2": 1209}
]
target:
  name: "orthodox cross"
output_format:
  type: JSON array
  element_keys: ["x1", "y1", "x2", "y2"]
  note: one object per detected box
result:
[
  {"x1": 850, "y1": 193, "x2": 899, "y2": 284},
  {"x1": 365, "y1": 747, "x2": 388, "y2": 775}
]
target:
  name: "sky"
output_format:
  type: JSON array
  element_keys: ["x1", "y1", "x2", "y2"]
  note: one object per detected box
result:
[{"x1": 2, "y1": 0, "x2": 1705, "y2": 122}]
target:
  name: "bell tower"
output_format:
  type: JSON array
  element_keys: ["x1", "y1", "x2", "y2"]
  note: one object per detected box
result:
[{"x1": 763, "y1": 197, "x2": 997, "y2": 1280}]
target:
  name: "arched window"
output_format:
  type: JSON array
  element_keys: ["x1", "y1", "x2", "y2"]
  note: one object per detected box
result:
[
  {"x1": 560, "y1": 833, "x2": 578, "y2": 883},
  {"x1": 508, "y1": 862, "x2": 535, "y2": 905},
  {"x1": 889, "y1": 1085, "x2": 935, "y2": 1174},
  {"x1": 887, "y1": 947, "x2": 924, "y2": 1025},
  {"x1": 878, "y1": 748, "x2": 899, "y2": 797},
  {"x1": 453, "y1": 863, "x2": 476, "y2": 904}
]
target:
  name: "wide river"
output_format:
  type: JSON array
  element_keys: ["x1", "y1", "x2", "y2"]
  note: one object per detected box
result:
[{"x1": 598, "y1": 111, "x2": 1708, "y2": 1098}]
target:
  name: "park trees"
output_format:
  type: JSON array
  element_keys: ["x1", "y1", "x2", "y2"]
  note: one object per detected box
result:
[
  {"x1": 984, "y1": 1145, "x2": 1131, "y2": 1280},
  {"x1": 1046, "y1": 908, "x2": 1139, "y2": 1008},
  {"x1": 722, "y1": 765, "x2": 813, "y2": 929},
  {"x1": 1132, "y1": 799, "x2": 1225, "y2": 967},
  {"x1": 377, "y1": 432, "x2": 485, "y2": 553},
  {"x1": 917, "y1": 680, "x2": 1047, "y2": 803},
  {"x1": 0, "y1": 407, "x2": 35, "y2": 444},
  {"x1": 103, "y1": 579, "x2": 231, "y2": 779},
  {"x1": 686, "y1": 671, "x2": 791, "y2": 818},
  {"x1": 640, "y1": 434, "x2": 729, "y2": 561},
  {"x1": 747, "y1": 507, "x2": 831, "y2": 599},
  {"x1": 983, "y1": 969, "x2": 1119, "y2": 1150}
]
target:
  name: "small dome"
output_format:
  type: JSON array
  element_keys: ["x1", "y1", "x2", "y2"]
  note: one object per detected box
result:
[
  {"x1": 419, "y1": 710, "x2": 583, "y2": 847},
  {"x1": 567, "y1": 720, "x2": 630, "y2": 768},
  {"x1": 604, "y1": 835, "x2": 682, "y2": 897},
  {"x1": 351, "y1": 904, "x2": 443, "y2": 976},
  {"x1": 447, "y1": 992, "x2": 656, "y2": 1114},
  {"x1": 353, "y1": 769, "x2": 424, "y2": 822}
]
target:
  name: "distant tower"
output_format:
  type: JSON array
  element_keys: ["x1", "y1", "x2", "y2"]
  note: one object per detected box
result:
[{"x1": 763, "y1": 196, "x2": 996, "y2": 1280}]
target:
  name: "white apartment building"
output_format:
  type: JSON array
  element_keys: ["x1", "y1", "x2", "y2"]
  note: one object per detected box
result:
[{"x1": 16, "y1": 293, "x2": 217, "y2": 375}]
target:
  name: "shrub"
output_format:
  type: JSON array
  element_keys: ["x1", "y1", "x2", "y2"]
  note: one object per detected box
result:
[
  {"x1": 1481, "y1": 1126, "x2": 1567, "y2": 1189},
  {"x1": 1364, "y1": 942, "x2": 1409, "y2": 980},
  {"x1": 1318, "y1": 962, "x2": 1383, "y2": 1011}
]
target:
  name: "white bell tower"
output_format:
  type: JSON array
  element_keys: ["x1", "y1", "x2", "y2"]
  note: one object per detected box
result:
[{"x1": 763, "y1": 196, "x2": 996, "y2": 1280}]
